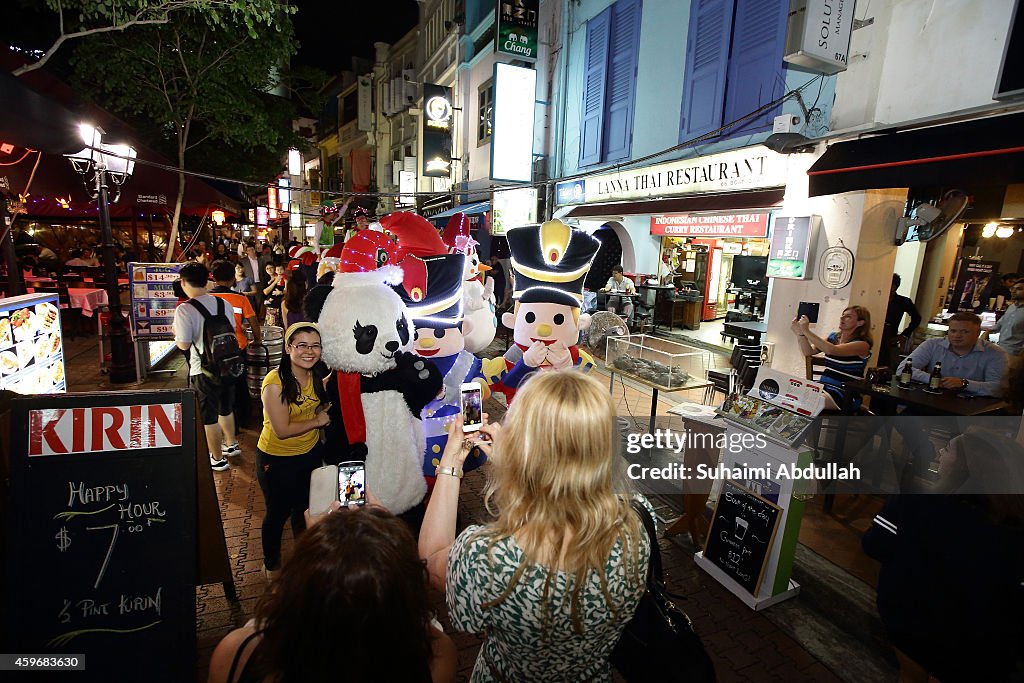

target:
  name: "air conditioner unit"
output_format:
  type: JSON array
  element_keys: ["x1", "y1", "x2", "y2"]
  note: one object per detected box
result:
[{"x1": 760, "y1": 341, "x2": 775, "y2": 366}]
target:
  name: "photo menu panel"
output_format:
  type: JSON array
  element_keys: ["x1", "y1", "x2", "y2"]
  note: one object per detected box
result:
[{"x1": 0, "y1": 292, "x2": 66, "y2": 394}]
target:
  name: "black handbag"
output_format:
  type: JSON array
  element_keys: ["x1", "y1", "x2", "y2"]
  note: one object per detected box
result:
[{"x1": 611, "y1": 500, "x2": 716, "y2": 682}]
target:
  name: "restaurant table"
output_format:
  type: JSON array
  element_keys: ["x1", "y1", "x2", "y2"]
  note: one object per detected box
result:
[
  {"x1": 664, "y1": 402, "x2": 725, "y2": 548},
  {"x1": 722, "y1": 320, "x2": 767, "y2": 345},
  {"x1": 840, "y1": 379, "x2": 1008, "y2": 416},
  {"x1": 608, "y1": 369, "x2": 713, "y2": 433},
  {"x1": 67, "y1": 287, "x2": 109, "y2": 317}
]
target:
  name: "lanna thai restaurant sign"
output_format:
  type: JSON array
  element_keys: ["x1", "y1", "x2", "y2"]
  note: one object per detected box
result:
[
  {"x1": 651, "y1": 212, "x2": 770, "y2": 237},
  {"x1": 556, "y1": 145, "x2": 789, "y2": 205}
]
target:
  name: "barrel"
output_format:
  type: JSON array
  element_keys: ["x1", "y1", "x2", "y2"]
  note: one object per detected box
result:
[{"x1": 245, "y1": 325, "x2": 284, "y2": 399}]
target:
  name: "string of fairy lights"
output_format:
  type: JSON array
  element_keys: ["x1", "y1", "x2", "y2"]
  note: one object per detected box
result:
[{"x1": 4, "y1": 74, "x2": 827, "y2": 225}]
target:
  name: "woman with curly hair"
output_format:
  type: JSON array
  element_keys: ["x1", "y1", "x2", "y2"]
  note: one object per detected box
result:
[
  {"x1": 208, "y1": 507, "x2": 456, "y2": 683},
  {"x1": 419, "y1": 370, "x2": 649, "y2": 682}
]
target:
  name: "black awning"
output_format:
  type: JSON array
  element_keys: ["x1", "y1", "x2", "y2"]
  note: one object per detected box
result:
[
  {"x1": 807, "y1": 112, "x2": 1024, "y2": 197},
  {"x1": 565, "y1": 189, "x2": 784, "y2": 218}
]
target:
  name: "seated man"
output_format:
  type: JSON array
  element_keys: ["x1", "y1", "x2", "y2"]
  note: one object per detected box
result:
[
  {"x1": 892, "y1": 312, "x2": 1008, "y2": 489},
  {"x1": 600, "y1": 265, "x2": 636, "y2": 321},
  {"x1": 896, "y1": 312, "x2": 1007, "y2": 398}
]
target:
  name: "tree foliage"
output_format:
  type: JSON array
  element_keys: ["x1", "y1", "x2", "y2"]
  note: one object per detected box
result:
[
  {"x1": 70, "y1": 4, "x2": 316, "y2": 260},
  {"x1": 12, "y1": 0, "x2": 291, "y2": 76}
]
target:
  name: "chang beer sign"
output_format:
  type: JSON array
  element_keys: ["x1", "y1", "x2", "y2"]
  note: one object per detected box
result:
[{"x1": 496, "y1": 0, "x2": 539, "y2": 61}]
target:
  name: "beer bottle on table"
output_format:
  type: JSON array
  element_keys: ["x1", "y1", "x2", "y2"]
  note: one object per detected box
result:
[
  {"x1": 898, "y1": 361, "x2": 913, "y2": 389},
  {"x1": 926, "y1": 361, "x2": 943, "y2": 393}
]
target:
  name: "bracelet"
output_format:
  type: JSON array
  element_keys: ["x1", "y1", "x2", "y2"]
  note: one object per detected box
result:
[{"x1": 436, "y1": 466, "x2": 463, "y2": 479}]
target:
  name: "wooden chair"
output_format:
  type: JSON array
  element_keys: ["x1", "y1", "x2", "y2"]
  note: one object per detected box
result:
[{"x1": 805, "y1": 355, "x2": 827, "y2": 381}]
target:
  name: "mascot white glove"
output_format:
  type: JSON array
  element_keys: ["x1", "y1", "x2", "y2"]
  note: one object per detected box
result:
[
  {"x1": 522, "y1": 340, "x2": 548, "y2": 368},
  {"x1": 545, "y1": 341, "x2": 573, "y2": 370}
]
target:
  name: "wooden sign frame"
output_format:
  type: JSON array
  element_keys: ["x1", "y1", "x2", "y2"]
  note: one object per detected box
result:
[{"x1": 703, "y1": 480, "x2": 783, "y2": 596}]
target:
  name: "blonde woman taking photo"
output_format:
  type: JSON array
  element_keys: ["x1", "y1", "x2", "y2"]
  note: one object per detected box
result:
[{"x1": 419, "y1": 370, "x2": 650, "y2": 682}]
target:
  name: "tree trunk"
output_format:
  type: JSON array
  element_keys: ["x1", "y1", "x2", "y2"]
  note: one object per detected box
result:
[{"x1": 164, "y1": 143, "x2": 187, "y2": 262}]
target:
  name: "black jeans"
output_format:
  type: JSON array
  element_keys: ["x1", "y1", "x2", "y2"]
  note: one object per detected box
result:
[{"x1": 256, "y1": 444, "x2": 323, "y2": 570}]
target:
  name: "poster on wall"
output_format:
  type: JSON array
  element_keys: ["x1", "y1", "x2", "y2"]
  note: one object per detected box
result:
[
  {"x1": 767, "y1": 215, "x2": 819, "y2": 280},
  {"x1": 952, "y1": 259, "x2": 999, "y2": 312}
]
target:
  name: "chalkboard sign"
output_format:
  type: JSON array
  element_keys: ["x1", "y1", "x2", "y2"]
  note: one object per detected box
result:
[
  {"x1": 703, "y1": 480, "x2": 782, "y2": 595},
  {"x1": 4, "y1": 390, "x2": 197, "y2": 682}
]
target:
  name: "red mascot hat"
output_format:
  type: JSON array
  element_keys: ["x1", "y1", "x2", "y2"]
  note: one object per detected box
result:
[
  {"x1": 339, "y1": 229, "x2": 398, "y2": 273},
  {"x1": 379, "y1": 211, "x2": 447, "y2": 261}
]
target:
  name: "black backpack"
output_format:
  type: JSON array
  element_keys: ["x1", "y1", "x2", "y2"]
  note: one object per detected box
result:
[{"x1": 188, "y1": 297, "x2": 244, "y2": 382}]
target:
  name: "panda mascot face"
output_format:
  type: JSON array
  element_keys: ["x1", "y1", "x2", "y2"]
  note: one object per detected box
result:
[{"x1": 315, "y1": 266, "x2": 414, "y2": 376}]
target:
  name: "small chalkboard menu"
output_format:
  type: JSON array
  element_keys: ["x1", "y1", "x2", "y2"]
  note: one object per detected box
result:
[
  {"x1": 703, "y1": 480, "x2": 782, "y2": 596},
  {"x1": 4, "y1": 390, "x2": 197, "y2": 682}
]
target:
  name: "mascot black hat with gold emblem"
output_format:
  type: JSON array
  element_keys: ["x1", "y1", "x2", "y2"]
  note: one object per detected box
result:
[
  {"x1": 507, "y1": 220, "x2": 600, "y2": 308},
  {"x1": 395, "y1": 253, "x2": 467, "y2": 329}
]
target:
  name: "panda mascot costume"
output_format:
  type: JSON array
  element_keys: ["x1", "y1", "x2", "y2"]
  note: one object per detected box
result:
[
  {"x1": 304, "y1": 229, "x2": 442, "y2": 520},
  {"x1": 483, "y1": 220, "x2": 600, "y2": 403}
]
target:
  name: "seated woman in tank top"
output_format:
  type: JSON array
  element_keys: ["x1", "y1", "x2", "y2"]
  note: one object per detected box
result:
[{"x1": 791, "y1": 305, "x2": 873, "y2": 412}]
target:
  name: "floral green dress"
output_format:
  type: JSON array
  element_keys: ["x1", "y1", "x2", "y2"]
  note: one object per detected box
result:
[{"x1": 446, "y1": 515, "x2": 650, "y2": 682}]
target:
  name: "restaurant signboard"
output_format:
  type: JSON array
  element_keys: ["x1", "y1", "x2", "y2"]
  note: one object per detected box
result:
[
  {"x1": 495, "y1": 0, "x2": 539, "y2": 61},
  {"x1": 650, "y1": 212, "x2": 770, "y2": 237},
  {"x1": 767, "y1": 215, "x2": 819, "y2": 280}
]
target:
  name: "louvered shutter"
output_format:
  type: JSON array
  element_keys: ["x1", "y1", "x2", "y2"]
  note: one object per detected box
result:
[
  {"x1": 579, "y1": 8, "x2": 611, "y2": 166},
  {"x1": 604, "y1": 0, "x2": 642, "y2": 161},
  {"x1": 679, "y1": 0, "x2": 734, "y2": 141},
  {"x1": 723, "y1": 0, "x2": 788, "y2": 134}
]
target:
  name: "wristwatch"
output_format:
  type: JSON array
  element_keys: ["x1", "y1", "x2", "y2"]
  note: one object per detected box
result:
[
  {"x1": 436, "y1": 466, "x2": 464, "y2": 479},
  {"x1": 960, "y1": 378, "x2": 969, "y2": 390}
]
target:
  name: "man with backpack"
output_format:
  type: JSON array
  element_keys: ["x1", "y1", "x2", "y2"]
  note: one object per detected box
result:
[
  {"x1": 210, "y1": 260, "x2": 262, "y2": 440},
  {"x1": 174, "y1": 261, "x2": 245, "y2": 472}
]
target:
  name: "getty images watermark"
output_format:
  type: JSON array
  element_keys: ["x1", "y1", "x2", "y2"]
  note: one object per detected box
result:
[{"x1": 624, "y1": 427, "x2": 861, "y2": 482}]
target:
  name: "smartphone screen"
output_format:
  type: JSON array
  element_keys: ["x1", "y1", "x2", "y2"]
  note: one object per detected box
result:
[
  {"x1": 797, "y1": 301, "x2": 820, "y2": 324},
  {"x1": 337, "y1": 462, "x2": 366, "y2": 506},
  {"x1": 461, "y1": 383, "x2": 482, "y2": 432}
]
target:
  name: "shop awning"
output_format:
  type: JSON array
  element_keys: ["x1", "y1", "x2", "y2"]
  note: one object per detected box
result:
[
  {"x1": 807, "y1": 112, "x2": 1024, "y2": 197},
  {"x1": 429, "y1": 200, "x2": 491, "y2": 220},
  {"x1": 562, "y1": 189, "x2": 784, "y2": 219}
]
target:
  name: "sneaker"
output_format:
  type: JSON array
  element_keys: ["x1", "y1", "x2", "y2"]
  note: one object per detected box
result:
[
  {"x1": 209, "y1": 455, "x2": 231, "y2": 471},
  {"x1": 222, "y1": 442, "x2": 241, "y2": 459}
]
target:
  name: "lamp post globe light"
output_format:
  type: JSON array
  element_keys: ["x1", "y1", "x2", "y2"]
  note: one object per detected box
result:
[{"x1": 67, "y1": 124, "x2": 138, "y2": 384}]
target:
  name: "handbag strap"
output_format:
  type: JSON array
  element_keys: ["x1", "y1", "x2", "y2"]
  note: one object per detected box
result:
[{"x1": 630, "y1": 499, "x2": 663, "y2": 589}]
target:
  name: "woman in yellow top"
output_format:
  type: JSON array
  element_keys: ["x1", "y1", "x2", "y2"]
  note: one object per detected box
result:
[{"x1": 257, "y1": 321, "x2": 331, "y2": 579}]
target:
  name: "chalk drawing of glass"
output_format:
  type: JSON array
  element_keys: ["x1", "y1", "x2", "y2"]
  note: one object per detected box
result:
[{"x1": 734, "y1": 516, "x2": 749, "y2": 540}]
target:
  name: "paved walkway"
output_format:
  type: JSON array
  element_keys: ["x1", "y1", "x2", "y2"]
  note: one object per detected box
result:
[{"x1": 59, "y1": 334, "x2": 855, "y2": 682}]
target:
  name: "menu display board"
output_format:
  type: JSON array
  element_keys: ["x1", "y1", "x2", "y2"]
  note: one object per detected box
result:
[
  {"x1": 128, "y1": 262, "x2": 182, "y2": 339},
  {"x1": 0, "y1": 292, "x2": 66, "y2": 394},
  {"x1": 703, "y1": 480, "x2": 782, "y2": 595},
  {"x1": 4, "y1": 390, "x2": 197, "y2": 681}
]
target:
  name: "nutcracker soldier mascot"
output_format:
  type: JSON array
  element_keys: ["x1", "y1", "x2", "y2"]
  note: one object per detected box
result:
[
  {"x1": 483, "y1": 220, "x2": 600, "y2": 403},
  {"x1": 397, "y1": 252, "x2": 489, "y2": 484}
]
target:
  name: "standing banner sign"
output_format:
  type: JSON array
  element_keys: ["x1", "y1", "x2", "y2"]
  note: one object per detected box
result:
[
  {"x1": 4, "y1": 390, "x2": 200, "y2": 681},
  {"x1": 128, "y1": 262, "x2": 182, "y2": 339},
  {"x1": 495, "y1": 0, "x2": 539, "y2": 61}
]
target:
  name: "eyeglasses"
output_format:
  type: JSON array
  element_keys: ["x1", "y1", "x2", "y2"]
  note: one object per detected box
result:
[{"x1": 291, "y1": 343, "x2": 322, "y2": 351}]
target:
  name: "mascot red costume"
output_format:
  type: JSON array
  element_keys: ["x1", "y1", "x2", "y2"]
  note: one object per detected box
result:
[{"x1": 483, "y1": 220, "x2": 600, "y2": 403}]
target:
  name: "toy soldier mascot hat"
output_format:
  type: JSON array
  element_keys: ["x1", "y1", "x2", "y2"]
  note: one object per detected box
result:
[
  {"x1": 396, "y1": 253, "x2": 467, "y2": 329},
  {"x1": 507, "y1": 220, "x2": 601, "y2": 308}
]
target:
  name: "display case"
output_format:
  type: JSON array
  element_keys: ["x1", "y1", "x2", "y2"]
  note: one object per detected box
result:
[{"x1": 606, "y1": 334, "x2": 707, "y2": 390}]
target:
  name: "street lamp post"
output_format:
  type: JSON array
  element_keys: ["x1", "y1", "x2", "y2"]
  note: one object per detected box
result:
[{"x1": 67, "y1": 125, "x2": 137, "y2": 384}]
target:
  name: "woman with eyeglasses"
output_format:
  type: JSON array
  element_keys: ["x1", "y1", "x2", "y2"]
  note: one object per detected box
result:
[{"x1": 257, "y1": 321, "x2": 332, "y2": 580}]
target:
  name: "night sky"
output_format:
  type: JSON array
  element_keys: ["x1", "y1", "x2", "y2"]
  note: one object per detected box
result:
[{"x1": 2, "y1": 0, "x2": 421, "y2": 74}]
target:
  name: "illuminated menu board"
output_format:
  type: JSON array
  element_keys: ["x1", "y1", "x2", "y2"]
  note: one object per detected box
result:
[
  {"x1": 128, "y1": 262, "x2": 182, "y2": 339},
  {"x1": 0, "y1": 292, "x2": 67, "y2": 394}
]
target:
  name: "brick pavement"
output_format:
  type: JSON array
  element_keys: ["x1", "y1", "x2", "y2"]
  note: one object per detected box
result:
[{"x1": 59, "y1": 333, "x2": 846, "y2": 682}]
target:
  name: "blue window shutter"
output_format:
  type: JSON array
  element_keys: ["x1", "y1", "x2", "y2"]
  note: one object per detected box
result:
[
  {"x1": 579, "y1": 8, "x2": 611, "y2": 166},
  {"x1": 603, "y1": 0, "x2": 642, "y2": 161},
  {"x1": 679, "y1": 0, "x2": 734, "y2": 141},
  {"x1": 723, "y1": 0, "x2": 788, "y2": 134}
]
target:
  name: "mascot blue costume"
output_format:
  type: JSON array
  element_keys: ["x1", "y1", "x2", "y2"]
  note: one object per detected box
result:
[{"x1": 396, "y1": 252, "x2": 489, "y2": 485}]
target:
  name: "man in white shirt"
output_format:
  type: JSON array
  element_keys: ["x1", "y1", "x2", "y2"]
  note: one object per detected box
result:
[
  {"x1": 988, "y1": 281, "x2": 1024, "y2": 356},
  {"x1": 173, "y1": 261, "x2": 237, "y2": 472},
  {"x1": 600, "y1": 265, "x2": 636, "y2": 320}
]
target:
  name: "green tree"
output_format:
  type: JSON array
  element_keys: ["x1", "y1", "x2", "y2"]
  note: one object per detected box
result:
[
  {"x1": 71, "y1": 4, "x2": 303, "y2": 260},
  {"x1": 11, "y1": 0, "x2": 287, "y2": 77}
]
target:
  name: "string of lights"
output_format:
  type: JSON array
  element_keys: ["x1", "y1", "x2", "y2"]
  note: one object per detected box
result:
[{"x1": 6, "y1": 74, "x2": 825, "y2": 220}]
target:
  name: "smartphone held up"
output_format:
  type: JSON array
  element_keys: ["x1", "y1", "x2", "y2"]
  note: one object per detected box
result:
[
  {"x1": 338, "y1": 461, "x2": 366, "y2": 506},
  {"x1": 460, "y1": 382, "x2": 483, "y2": 433}
]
